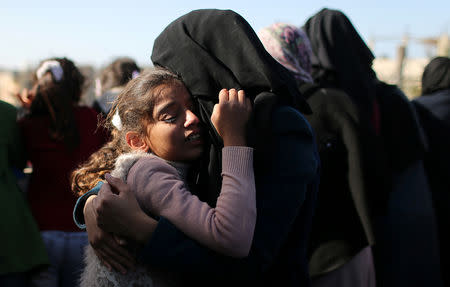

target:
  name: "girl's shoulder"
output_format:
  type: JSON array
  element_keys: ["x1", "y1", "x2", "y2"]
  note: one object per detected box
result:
[
  {"x1": 112, "y1": 152, "x2": 178, "y2": 182},
  {"x1": 111, "y1": 151, "x2": 153, "y2": 182}
]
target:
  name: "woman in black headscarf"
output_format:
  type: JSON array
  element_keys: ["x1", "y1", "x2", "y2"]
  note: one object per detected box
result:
[
  {"x1": 412, "y1": 56, "x2": 450, "y2": 287},
  {"x1": 258, "y1": 22, "x2": 376, "y2": 286},
  {"x1": 303, "y1": 8, "x2": 443, "y2": 287},
  {"x1": 74, "y1": 9, "x2": 320, "y2": 287}
]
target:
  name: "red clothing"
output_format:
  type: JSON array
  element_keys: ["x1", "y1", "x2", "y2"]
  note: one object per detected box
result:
[{"x1": 19, "y1": 106, "x2": 108, "y2": 231}]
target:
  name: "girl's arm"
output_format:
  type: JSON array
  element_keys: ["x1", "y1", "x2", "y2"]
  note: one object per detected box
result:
[
  {"x1": 83, "y1": 105, "x2": 318, "y2": 279},
  {"x1": 138, "y1": 105, "x2": 319, "y2": 280},
  {"x1": 129, "y1": 146, "x2": 255, "y2": 258},
  {"x1": 129, "y1": 89, "x2": 255, "y2": 258}
]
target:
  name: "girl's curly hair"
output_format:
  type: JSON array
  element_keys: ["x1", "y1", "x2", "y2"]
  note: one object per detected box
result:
[{"x1": 71, "y1": 66, "x2": 185, "y2": 196}]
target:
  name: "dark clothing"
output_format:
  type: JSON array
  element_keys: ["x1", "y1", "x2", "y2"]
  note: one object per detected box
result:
[
  {"x1": 413, "y1": 89, "x2": 450, "y2": 287},
  {"x1": 421, "y1": 57, "x2": 450, "y2": 95},
  {"x1": 0, "y1": 100, "x2": 49, "y2": 275},
  {"x1": 303, "y1": 8, "x2": 376, "y2": 128},
  {"x1": 19, "y1": 106, "x2": 107, "y2": 231},
  {"x1": 148, "y1": 9, "x2": 319, "y2": 286},
  {"x1": 303, "y1": 8, "x2": 442, "y2": 286},
  {"x1": 300, "y1": 84, "x2": 374, "y2": 277},
  {"x1": 139, "y1": 105, "x2": 319, "y2": 286},
  {"x1": 414, "y1": 89, "x2": 450, "y2": 125},
  {"x1": 152, "y1": 10, "x2": 311, "y2": 203},
  {"x1": 369, "y1": 82, "x2": 442, "y2": 287}
]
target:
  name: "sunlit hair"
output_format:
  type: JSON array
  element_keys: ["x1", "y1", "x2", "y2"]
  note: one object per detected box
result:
[
  {"x1": 71, "y1": 66, "x2": 185, "y2": 196},
  {"x1": 29, "y1": 57, "x2": 84, "y2": 150}
]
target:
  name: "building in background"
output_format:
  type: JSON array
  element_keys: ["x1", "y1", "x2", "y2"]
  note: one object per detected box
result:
[{"x1": 372, "y1": 32, "x2": 449, "y2": 99}]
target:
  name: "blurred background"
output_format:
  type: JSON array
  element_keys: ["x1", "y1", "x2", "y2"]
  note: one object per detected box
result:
[{"x1": 1, "y1": 0, "x2": 449, "y2": 105}]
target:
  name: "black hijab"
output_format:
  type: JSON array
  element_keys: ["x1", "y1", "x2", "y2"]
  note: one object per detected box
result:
[
  {"x1": 422, "y1": 56, "x2": 450, "y2": 95},
  {"x1": 151, "y1": 9, "x2": 311, "y2": 203},
  {"x1": 303, "y1": 8, "x2": 426, "y2": 214},
  {"x1": 303, "y1": 8, "x2": 376, "y2": 127}
]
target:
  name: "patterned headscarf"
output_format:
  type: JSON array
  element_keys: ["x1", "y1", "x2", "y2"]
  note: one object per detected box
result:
[{"x1": 258, "y1": 23, "x2": 314, "y2": 84}]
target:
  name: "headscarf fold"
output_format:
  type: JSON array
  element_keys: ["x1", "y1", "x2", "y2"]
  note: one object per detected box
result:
[
  {"x1": 303, "y1": 8, "x2": 427, "y2": 212},
  {"x1": 303, "y1": 8, "x2": 376, "y2": 125},
  {"x1": 151, "y1": 9, "x2": 310, "y2": 117},
  {"x1": 258, "y1": 23, "x2": 314, "y2": 84},
  {"x1": 151, "y1": 9, "x2": 311, "y2": 203}
]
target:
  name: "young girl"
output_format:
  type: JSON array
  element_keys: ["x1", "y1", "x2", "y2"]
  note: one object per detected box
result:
[
  {"x1": 17, "y1": 57, "x2": 108, "y2": 286},
  {"x1": 71, "y1": 67, "x2": 256, "y2": 286}
]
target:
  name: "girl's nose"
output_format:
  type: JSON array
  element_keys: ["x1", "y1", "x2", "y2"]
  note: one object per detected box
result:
[{"x1": 184, "y1": 109, "x2": 200, "y2": 127}]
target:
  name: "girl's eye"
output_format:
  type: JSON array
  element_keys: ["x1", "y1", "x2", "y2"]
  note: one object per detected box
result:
[{"x1": 163, "y1": 116, "x2": 177, "y2": 123}]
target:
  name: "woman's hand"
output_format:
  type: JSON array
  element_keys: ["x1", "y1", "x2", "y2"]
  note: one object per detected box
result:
[
  {"x1": 94, "y1": 174, "x2": 158, "y2": 244},
  {"x1": 84, "y1": 174, "x2": 158, "y2": 273},
  {"x1": 211, "y1": 89, "x2": 252, "y2": 146},
  {"x1": 84, "y1": 195, "x2": 135, "y2": 273}
]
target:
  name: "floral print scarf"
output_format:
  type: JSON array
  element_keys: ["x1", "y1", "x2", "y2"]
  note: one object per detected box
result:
[{"x1": 258, "y1": 23, "x2": 314, "y2": 84}]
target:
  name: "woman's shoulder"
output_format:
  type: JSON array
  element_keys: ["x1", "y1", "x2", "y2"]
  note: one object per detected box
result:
[{"x1": 308, "y1": 87, "x2": 355, "y2": 111}]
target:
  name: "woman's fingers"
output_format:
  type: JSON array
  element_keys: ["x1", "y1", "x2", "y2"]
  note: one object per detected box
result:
[
  {"x1": 91, "y1": 232, "x2": 135, "y2": 273},
  {"x1": 85, "y1": 194, "x2": 135, "y2": 273},
  {"x1": 104, "y1": 173, "x2": 128, "y2": 195},
  {"x1": 95, "y1": 246, "x2": 129, "y2": 274},
  {"x1": 94, "y1": 249, "x2": 113, "y2": 271},
  {"x1": 101, "y1": 241, "x2": 134, "y2": 271}
]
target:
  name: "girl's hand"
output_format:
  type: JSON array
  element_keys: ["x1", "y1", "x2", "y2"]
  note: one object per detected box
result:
[
  {"x1": 15, "y1": 88, "x2": 35, "y2": 109},
  {"x1": 211, "y1": 89, "x2": 252, "y2": 146}
]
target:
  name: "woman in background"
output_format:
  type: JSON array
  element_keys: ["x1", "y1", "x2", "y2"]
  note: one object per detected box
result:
[
  {"x1": 412, "y1": 56, "x2": 450, "y2": 287},
  {"x1": 303, "y1": 8, "x2": 442, "y2": 287},
  {"x1": 258, "y1": 22, "x2": 375, "y2": 286},
  {"x1": 17, "y1": 57, "x2": 108, "y2": 286}
]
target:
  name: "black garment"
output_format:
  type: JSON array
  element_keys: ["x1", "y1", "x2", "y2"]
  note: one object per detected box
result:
[
  {"x1": 372, "y1": 82, "x2": 442, "y2": 287},
  {"x1": 303, "y1": 9, "x2": 387, "y2": 218},
  {"x1": 303, "y1": 7, "x2": 427, "y2": 208},
  {"x1": 150, "y1": 9, "x2": 319, "y2": 286},
  {"x1": 300, "y1": 83, "x2": 375, "y2": 277},
  {"x1": 303, "y1": 8, "x2": 441, "y2": 287},
  {"x1": 421, "y1": 56, "x2": 450, "y2": 95},
  {"x1": 413, "y1": 88, "x2": 450, "y2": 287},
  {"x1": 303, "y1": 8, "x2": 376, "y2": 128},
  {"x1": 152, "y1": 9, "x2": 311, "y2": 205}
]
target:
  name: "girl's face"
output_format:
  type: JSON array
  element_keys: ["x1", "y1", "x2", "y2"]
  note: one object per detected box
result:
[{"x1": 144, "y1": 84, "x2": 204, "y2": 162}]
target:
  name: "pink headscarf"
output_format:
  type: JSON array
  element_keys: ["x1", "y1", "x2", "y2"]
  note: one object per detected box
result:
[{"x1": 258, "y1": 23, "x2": 314, "y2": 84}]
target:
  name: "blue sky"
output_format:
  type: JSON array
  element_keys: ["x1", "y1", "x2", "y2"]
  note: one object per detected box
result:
[{"x1": 1, "y1": 0, "x2": 448, "y2": 70}]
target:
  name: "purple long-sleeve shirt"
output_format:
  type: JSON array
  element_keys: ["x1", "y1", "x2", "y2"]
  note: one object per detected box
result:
[{"x1": 128, "y1": 146, "x2": 256, "y2": 258}]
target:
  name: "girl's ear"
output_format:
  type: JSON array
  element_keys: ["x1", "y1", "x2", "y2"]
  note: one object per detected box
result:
[{"x1": 125, "y1": 131, "x2": 150, "y2": 152}]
